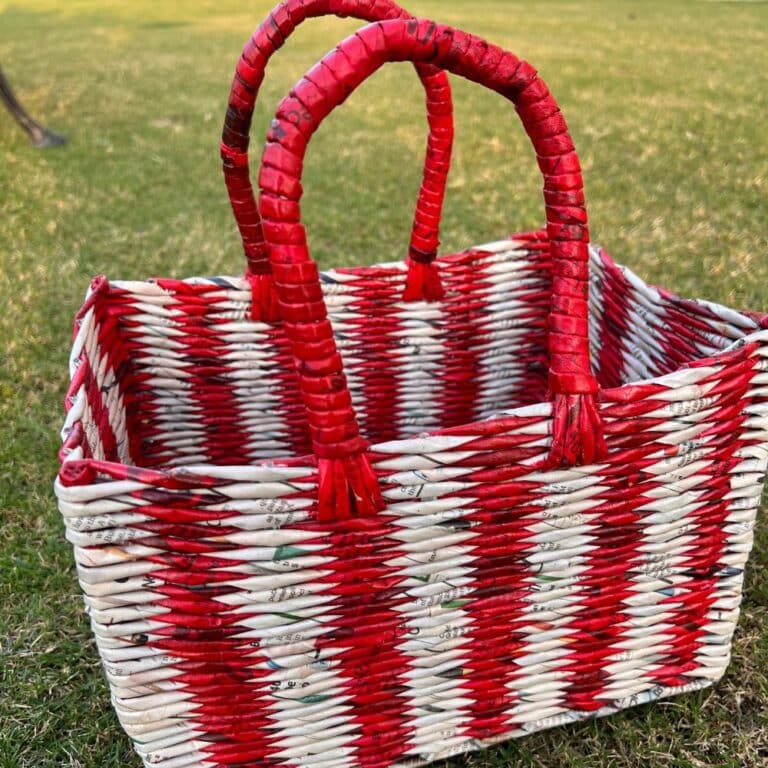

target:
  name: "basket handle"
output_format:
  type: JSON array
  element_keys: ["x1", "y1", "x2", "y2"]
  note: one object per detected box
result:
[
  {"x1": 259, "y1": 18, "x2": 606, "y2": 522},
  {"x1": 221, "y1": 0, "x2": 454, "y2": 318}
]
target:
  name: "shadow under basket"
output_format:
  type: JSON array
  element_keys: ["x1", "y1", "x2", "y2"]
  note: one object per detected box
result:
[{"x1": 56, "y1": 234, "x2": 768, "y2": 768}]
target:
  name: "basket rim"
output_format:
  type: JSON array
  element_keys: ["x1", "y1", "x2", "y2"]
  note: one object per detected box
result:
[
  {"x1": 57, "y1": 236, "x2": 768, "y2": 489},
  {"x1": 80, "y1": 236, "x2": 768, "y2": 330}
]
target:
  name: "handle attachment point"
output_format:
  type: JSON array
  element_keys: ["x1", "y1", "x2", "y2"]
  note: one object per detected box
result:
[
  {"x1": 247, "y1": 272, "x2": 281, "y2": 322},
  {"x1": 403, "y1": 257, "x2": 444, "y2": 302},
  {"x1": 317, "y1": 448, "x2": 385, "y2": 521},
  {"x1": 550, "y1": 393, "x2": 606, "y2": 467}
]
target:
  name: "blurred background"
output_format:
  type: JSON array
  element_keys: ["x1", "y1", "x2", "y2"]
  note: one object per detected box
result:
[{"x1": 1, "y1": 1, "x2": 766, "y2": 766}]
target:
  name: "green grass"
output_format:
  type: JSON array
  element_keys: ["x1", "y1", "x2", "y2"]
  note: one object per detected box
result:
[{"x1": 1, "y1": 1, "x2": 767, "y2": 766}]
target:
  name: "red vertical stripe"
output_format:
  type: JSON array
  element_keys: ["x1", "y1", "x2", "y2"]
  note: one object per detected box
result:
[
  {"x1": 144, "y1": 551, "x2": 278, "y2": 765},
  {"x1": 341, "y1": 266, "x2": 403, "y2": 444},
  {"x1": 560, "y1": 476, "x2": 648, "y2": 712},
  {"x1": 437, "y1": 250, "x2": 491, "y2": 428},
  {"x1": 460, "y1": 494, "x2": 538, "y2": 740},
  {"x1": 310, "y1": 515, "x2": 415, "y2": 768}
]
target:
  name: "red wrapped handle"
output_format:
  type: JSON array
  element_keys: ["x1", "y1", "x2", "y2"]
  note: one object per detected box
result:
[
  {"x1": 259, "y1": 18, "x2": 606, "y2": 521},
  {"x1": 221, "y1": 0, "x2": 454, "y2": 316}
]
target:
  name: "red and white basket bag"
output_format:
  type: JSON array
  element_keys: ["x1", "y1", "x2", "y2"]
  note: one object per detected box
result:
[{"x1": 55, "y1": 10, "x2": 768, "y2": 768}]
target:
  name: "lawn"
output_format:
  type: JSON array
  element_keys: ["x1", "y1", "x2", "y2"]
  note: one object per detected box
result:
[{"x1": 1, "y1": 1, "x2": 767, "y2": 766}]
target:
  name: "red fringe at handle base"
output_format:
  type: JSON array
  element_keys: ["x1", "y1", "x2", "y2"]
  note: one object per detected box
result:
[
  {"x1": 402, "y1": 258, "x2": 444, "y2": 302},
  {"x1": 248, "y1": 272, "x2": 281, "y2": 322},
  {"x1": 550, "y1": 392, "x2": 607, "y2": 467},
  {"x1": 317, "y1": 452, "x2": 385, "y2": 522}
]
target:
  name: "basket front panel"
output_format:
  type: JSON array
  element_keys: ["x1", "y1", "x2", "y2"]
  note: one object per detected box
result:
[{"x1": 57, "y1": 324, "x2": 768, "y2": 768}]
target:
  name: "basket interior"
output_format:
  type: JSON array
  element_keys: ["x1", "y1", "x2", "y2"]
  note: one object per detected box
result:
[{"x1": 70, "y1": 237, "x2": 763, "y2": 470}]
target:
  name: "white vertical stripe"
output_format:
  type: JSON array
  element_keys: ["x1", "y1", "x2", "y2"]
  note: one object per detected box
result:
[
  {"x1": 393, "y1": 302, "x2": 448, "y2": 438},
  {"x1": 244, "y1": 534, "x2": 361, "y2": 768},
  {"x1": 384, "y1": 491, "x2": 478, "y2": 762},
  {"x1": 82, "y1": 314, "x2": 131, "y2": 463},
  {"x1": 474, "y1": 244, "x2": 549, "y2": 419},
  {"x1": 126, "y1": 298, "x2": 208, "y2": 466},
  {"x1": 218, "y1": 321, "x2": 294, "y2": 459},
  {"x1": 694, "y1": 371, "x2": 768, "y2": 681},
  {"x1": 94, "y1": 635, "x2": 218, "y2": 768},
  {"x1": 504, "y1": 469, "x2": 601, "y2": 725}
]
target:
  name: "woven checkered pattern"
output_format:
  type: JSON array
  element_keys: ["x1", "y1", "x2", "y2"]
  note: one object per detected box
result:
[{"x1": 55, "y1": 13, "x2": 768, "y2": 768}]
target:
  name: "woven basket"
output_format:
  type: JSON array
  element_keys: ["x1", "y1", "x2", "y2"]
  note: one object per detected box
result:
[{"x1": 55, "y1": 13, "x2": 768, "y2": 768}]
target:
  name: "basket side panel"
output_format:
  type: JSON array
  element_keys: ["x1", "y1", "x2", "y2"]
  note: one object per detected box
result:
[
  {"x1": 588, "y1": 245, "x2": 765, "y2": 387},
  {"x1": 62, "y1": 277, "x2": 137, "y2": 465}
]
